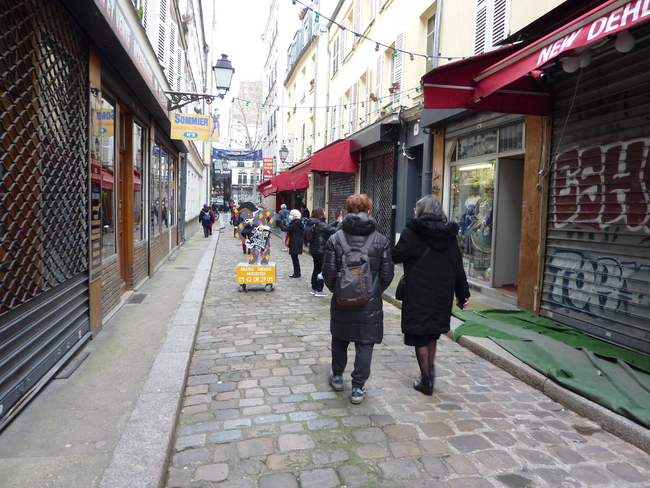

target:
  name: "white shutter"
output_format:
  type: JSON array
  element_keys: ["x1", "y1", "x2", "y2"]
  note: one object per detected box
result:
[
  {"x1": 380, "y1": 0, "x2": 388, "y2": 11},
  {"x1": 332, "y1": 36, "x2": 339, "y2": 74},
  {"x1": 492, "y1": 0, "x2": 509, "y2": 47},
  {"x1": 168, "y1": 25, "x2": 176, "y2": 86},
  {"x1": 339, "y1": 25, "x2": 346, "y2": 64},
  {"x1": 331, "y1": 105, "x2": 337, "y2": 143},
  {"x1": 353, "y1": 0, "x2": 361, "y2": 41},
  {"x1": 368, "y1": 0, "x2": 376, "y2": 25},
  {"x1": 375, "y1": 55, "x2": 382, "y2": 120},
  {"x1": 176, "y1": 48, "x2": 182, "y2": 91},
  {"x1": 392, "y1": 32, "x2": 404, "y2": 110},
  {"x1": 157, "y1": 0, "x2": 167, "y2": 64},
  {"x1": 349, "y1": 81, "x2": 358, "y2": 134},
  {"x1": 473, "y1": 0, "x2": 488, "y2": 55},
  {"x1": 287, "y1": 132, "x2": 296, "y2": 162},
  {"x1": 337, "y1": 96, "x2": 343, "y2": 140},
  {"x1": 363, "y1": 66, "x2": 370, "y2": 125}
]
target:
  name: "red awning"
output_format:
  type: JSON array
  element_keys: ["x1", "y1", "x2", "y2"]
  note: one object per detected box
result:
[
  {"x1": 102, "y1": 170, "x2": 114, "y2": 190},
  {"x1": 258, "y1": 176, "x2": 278, "y2": 196},
  {"x1": 134, "y1": 170, "x2": 141, "y2": 191},
  {"x1": 474, "y1": 0, "x2": 650, "y2": 100},
  {"x1": 288, "y1": 139, "x2": 359, "y2": 177},
  {"x1": 276, "y1": 171, "x2": 309, "y2": 191},
  {"x1": 422, "y1": 43, "x2": 552, "y2": 116}
]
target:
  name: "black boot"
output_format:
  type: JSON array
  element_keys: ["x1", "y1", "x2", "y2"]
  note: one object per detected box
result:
[
  {"x1": 429, "y1": 365, "x2": 436, "y2": 392},
  {"x1": 414, "y1": 376, "x2": 433, "y2": 395}
]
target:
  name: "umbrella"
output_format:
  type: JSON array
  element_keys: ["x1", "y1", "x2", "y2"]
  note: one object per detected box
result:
[{"x1": 237, "y1": 201, "x2": 258, "y2": 213}]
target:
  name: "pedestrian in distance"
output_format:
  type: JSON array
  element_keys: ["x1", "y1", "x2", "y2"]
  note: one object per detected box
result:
[
  {"x1": 199, "y1": 204, "x2": 214, "y2": 238},
  {"x1": 322, "y1": 194, "x2": 394, "y2": 404},
  {"x1": 278, "y1": 203, "x2": 291, "y2": 251},
  {"x1": 391, "y1": 195, "x2": 470, "y2": 395},
  {"x1": 278, "y1": 209, "x2": 304, "y2": 278},
  {"x1": 303, "y1": 207, "x2": 338, "y2": 297},
  {"x1": 208, "y1": 206, "x2": 217, "y2": 236}
]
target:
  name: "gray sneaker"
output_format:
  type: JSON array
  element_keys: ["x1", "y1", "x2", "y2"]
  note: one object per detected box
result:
[
  {"x1": 328, "y1": 371, "x2": 343, "y2": 391},
  {"x1": 351, "y1": 387, "x2": 366, "y2": 404}
]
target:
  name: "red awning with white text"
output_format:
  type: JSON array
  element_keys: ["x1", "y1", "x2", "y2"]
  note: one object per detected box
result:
[{"x1": 474, "y1": 0, "x2": 650, "y2": 100}]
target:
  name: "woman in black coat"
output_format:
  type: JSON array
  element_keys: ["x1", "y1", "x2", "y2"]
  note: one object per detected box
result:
[
  {"x1": 392, "y1": 195, "x2": 470, "y2": 396},
  {"x1": 322, "y1": 194, "x2": 394, "y2": 404},
  {"x1": 279, "y1": 209, "x2": 304, "y2": 278},
  {"x1": 304, "y1": 207, "x2": 339, "y2": 297}
]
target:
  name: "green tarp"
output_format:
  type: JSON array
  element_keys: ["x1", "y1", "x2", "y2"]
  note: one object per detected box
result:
[{"x1": 453, "y1": 309, "x2": 650, "y2": 429}]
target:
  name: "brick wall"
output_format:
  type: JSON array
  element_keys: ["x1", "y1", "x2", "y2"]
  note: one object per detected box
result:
[{"x1": 101, "y1": 257, "x2": 120, "y2": 317}]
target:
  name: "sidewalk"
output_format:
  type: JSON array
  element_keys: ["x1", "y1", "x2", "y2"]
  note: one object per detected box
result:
[
  {"x1": 0, "y1": 219, "x2": 221, "y2": 488},
  {"x1": 0, "y1": 217, "x2": 648, "y2": 488}
]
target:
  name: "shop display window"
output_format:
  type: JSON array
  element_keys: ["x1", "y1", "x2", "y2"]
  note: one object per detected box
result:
[
  {"x1": 97, "y1": 97, "x2": 116, "y2": 259},
  {"x1": 450, "y1": 161, "x2": 495, "y2": 282},
  {"x1": 133, "y1": 123, "x2": 145, "y2": 243},
  {"x1": 151, "y1": 143, "x2": 160, "y2": 235}
]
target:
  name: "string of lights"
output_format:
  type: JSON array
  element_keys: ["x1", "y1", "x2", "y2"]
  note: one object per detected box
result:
[{"x1": 291, "y1": 0, "x2": 464, "y2": 62}]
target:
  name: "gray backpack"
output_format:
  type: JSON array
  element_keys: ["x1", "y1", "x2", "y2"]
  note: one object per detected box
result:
[{"x1": 335, "y1": 230, "x2": 376, "y2": 306}]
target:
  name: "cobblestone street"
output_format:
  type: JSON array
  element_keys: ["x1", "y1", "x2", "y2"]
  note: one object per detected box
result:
[{"x1": 166, "y1": 229, "x2": 650, "y2": 488}]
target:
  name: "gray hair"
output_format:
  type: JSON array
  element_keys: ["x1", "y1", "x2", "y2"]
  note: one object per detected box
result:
[
  {"x1": 415, "y1": 195, "x2": 448, "y2": 222},
  {"x1": 280, "y1": 204, "x2": 287, "y2": 209}
]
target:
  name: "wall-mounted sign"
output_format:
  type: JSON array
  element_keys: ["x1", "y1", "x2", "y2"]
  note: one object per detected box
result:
[
  {"x1": 263, "y1": 158, "x2": 273, "y2": 178},
  {"x1": 170, "y1": 113, "x2": 211, "y2": 141}
]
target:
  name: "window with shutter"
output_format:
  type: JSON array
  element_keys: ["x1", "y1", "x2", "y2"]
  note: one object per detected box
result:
[
  {"x1": 337, "y1": 96, "x2": 343, "y2": 138},
  {"x1": 364, "y1": 67, "x2": 370, "y2": 125},
  {"x1": 426, "y1": 14, "x2": 436, "y2": 72},
  {"x1": 168, "y1": 27, "x2": 175, "y2": 86},
  {"x1": 339, "y1": 26, "x2": 346, "y2": 64},
  {"x1": 392, "y1": 32, "x2": 403, "y2": 110},
  {"x1": 332, "y1": 36, "x2": 339, "y2": 75},
  {"x1": 374, "y1": 55, "x2": 382, "y2": 121},
  {"x1": 368, "y1": 0, "x2": 375, "y2": 25},
  {"x1": 492, "y1": 0, "x2": 508, "y2": 47},
  {"x1": 353, "y1": 0, "x2": 361, "y2": 42},
  {"x1": 350, "y1": 82, "x2": 358, "y2": 134},
  {"x1": 473, "y1": 0, "x2": 487, "y2": 55},
  {"x1": 176, "y1": 49, "x2": 182, "y2": 91}
]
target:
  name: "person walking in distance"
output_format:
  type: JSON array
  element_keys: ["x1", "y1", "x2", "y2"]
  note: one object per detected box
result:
[
  {"x1": 322, "y1": 194, "x2": 394, "y2": 404},
  {"x1": 391, "y1": 195, "x2": 470, "y2": 395},
  {"x1": 278, "y1": 209, "x2": 304, "y2": 278},
  {"x1": 278, "y1": 203, "x2": 291, "y2": 251},
  {"x1": 199, "y1": 204, "x2": 214, "y2": 238},
  {"x1": 303, "y1": 207, "x2": 338, "y2": 297}
]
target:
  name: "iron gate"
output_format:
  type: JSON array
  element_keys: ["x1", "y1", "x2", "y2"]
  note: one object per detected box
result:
[
  {"x1": 360, "y1": 143, "x2": 395, "y2": 243},
  {"x1": 312, "y1": 172, "x2": 326, "y2": 211},
  {"x1": 1, "y1": 0, "x2": 91, "y2": 428}
]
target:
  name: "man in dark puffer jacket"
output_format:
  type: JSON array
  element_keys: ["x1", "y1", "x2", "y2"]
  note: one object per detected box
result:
[{"x1": 322, "y1": 194, "x2": 394, "y2": 404}]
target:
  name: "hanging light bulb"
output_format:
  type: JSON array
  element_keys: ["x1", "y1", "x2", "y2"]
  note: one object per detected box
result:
[
  {"x1": 375, "y1": 42, "x2": 380, "y2": 52},
  {"x1": 578, "y1": 50, "x2": 592, "y2": 68},
  {"x1": 562, "y1": 56, "x2": 580, "y2": 73},
  {"x1": 409, "y1": 53, "x2": 415, "y2": 61},
  {"x1": 615, "y1": 30, "x2": 635, "y2": 53}
]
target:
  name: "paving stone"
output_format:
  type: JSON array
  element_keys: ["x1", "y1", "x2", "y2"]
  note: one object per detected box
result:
[
  {"x1": 570, "y1": 465, "x2": 615, "y2": 485},
  {"x1": 355, "y1": 443, "x2": 390, "y2": 459},
  {"x1": 210, "y1": 430, "x2": 243, "y2": 443},
  {"x1": 548, "y1": 446, "x2": 587, "y2": 465},
  {"x1": 175, "y1": 434, "x2": 206, "y2": 451},
  {"x1": 307, "y1": 418, "x2": 339, "y2": 430},
  {"x1": 447, "y1": 434, "x2": 493, "y2": 453},
  {"x1": 194, "y1": 463, "x2": 228, "y2": 482},
  {"x1": 474, "y1": 449, "x2": 518, "y2": 470},
  {"x1": 495, "y1": 473, "x2": 536, "y2": 487},
  {"x1": 456, "y1": 419, "x2": 484, "y2": 432},
  {"x1": 277, "y1": 433, "x2": 315, "y2": 452},
  {"x1": 447, "y1": 476, "x2": 495, "y2": 488},
  {"x1": 171, "y1": 447, "x2": 211, "y2": 466},
  {"x1": 378, "y1": 459, "x2": 423, "y2": 479},
  {"x1": 338, "y1": 464, "x2": 379, "y2": 486},
  {"x1": 352, "y1": 427, "x2": 389, "y2": 443},
  {"x1": 298, "y1": 467, "x2": 340, "y2": 488},
  {"x1": 420, "y1": 422, "x2": 455, "y2": 438},
  {"x1": 236, "y1": 437, "x2": 274, "y2": 458},
  {"x1": 578, "y1": 445, "x2": 620, "y2": 462},
  {"x1": 259, "y1": 472, "x2": 299, "y2": 488},
  {"x1": 605, "y1": 462, "x2": 648, "y2": 482},
  {"x1": 420, "y1": 456, "x2": 450, "y2": 478},
  {"x1": 418, "y1": 439, "x2": 450, "y2": 455},
  {"x1": 516, "y1": 449, "x2": 558, "y2": 465},
  {"x1": 445, "y1": 454, "x2": 479, "y2": 475},
  {"x1": 311, "y1": 448, "x2": 349, "y2": 465},
  {"x1": 388, "y1": 441, "x2": 421, "y2": 458},
  {"x1": 532, "y1": 467, "x2": 578, "y2": 487},
  {"x1": 529, "y1": 430, "x2": 567, "y2": 445},
  {"x1": 383, "y1": 424, "x2": 419, "y2": 440}
]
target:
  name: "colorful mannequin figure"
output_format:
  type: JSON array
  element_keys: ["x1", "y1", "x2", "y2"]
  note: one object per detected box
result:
[{"x1": 235, "y1": 209, "x2": 277, "y2": 264}]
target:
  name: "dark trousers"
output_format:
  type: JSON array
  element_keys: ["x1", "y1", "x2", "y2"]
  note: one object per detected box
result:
[
  {"x1": 290, "y1": 254, "x2": 301, "y2": 276},
  {"x1": 203, "y1": 225, "x2": 210, "y2": 237},
  {"x1": 310, "y1": 253, "x2": 324, "y2": 291},
  {"x1": 331, "y1": 336, "x2": 374, "y2": 389}
]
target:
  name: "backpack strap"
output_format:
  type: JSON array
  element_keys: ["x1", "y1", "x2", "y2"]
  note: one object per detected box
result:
[{"x1": 338, "y1": 230, "x2": 377, "y2": 255}]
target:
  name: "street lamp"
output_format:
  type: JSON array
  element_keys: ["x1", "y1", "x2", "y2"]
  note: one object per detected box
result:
[
  {"x1": 279, "y1": 145, "x2": 289, "y2": 163},
  {"x1": 213, "y1": 54, "x2": 235, "y2": 98},
  {"x1": 165, "y1": 54, "x2": 235, "y2": 111}
]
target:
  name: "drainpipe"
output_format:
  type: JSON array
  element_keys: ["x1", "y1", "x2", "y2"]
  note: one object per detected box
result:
[{"x1": 433, "y1": 0, "x2": 443, "y2": 69}]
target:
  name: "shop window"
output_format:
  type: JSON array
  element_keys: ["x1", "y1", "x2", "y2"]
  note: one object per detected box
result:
[
  {"x1": 458, "y1": 130, "x2": 497, "y2": 160},
  {"x1": 98, "y1": 97, "x2": 116, "y2": 259},
  {"x1": 450, "y1": 161, "x2": 495, "y2": 282},
  {"x1": 151, "y1": 143, "x2": 160, "y2": 235},
  {"x1": 133, "y1": 123, "x2": 145, "y2": 243},
  {"x1": 161, "y1": 147, "x2": 170, "y2": 230},
  {"x1": 168, "y1": 157, "x2": 175, "y2": 227},
  {"x1": 499, "y1": 122, "x2": 524, "y2": 152}
]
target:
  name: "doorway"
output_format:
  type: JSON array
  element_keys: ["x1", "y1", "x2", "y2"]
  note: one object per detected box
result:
[{"x1": 493, "y1": 158, "x2": 524, "y2": 289}]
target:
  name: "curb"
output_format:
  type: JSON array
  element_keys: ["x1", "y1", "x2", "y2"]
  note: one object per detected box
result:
[{"x1": 98, "y1": 232, "x2": 220, "y2": 488}]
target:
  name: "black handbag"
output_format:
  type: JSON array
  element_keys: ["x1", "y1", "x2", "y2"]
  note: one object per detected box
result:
[{"x1": 395, "y1": 247, "x2": 430, "y2": 301}]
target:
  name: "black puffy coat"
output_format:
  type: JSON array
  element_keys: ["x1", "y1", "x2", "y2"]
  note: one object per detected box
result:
[
  {"x1": 279, "y1": 218, "x2": 304, "y2": 255},
  {"x1": 391, "y1": 215, "x2": 470, "y2": 336},
  {"x1": 322, "y1": 212, "x2": 394, "y2": 344},
  {"x1": 304, "y1": 217, "x2": 338, "y2": 255}
]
